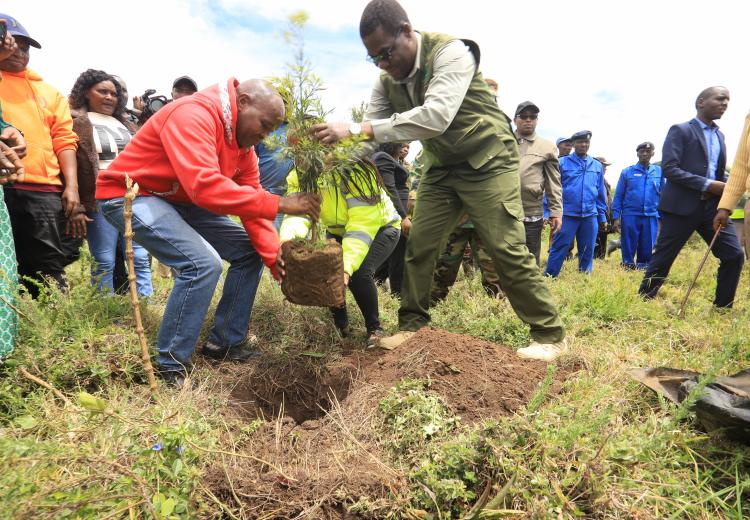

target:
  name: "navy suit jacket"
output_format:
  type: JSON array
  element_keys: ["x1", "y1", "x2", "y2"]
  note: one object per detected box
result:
[{"x1": 658, "y1": 119, "x2": 726, "y2": 216}]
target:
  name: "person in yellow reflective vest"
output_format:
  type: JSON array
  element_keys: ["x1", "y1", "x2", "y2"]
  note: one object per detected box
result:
[{"x1": 279, "y1": 161, "x2": 401, "y2": 346}]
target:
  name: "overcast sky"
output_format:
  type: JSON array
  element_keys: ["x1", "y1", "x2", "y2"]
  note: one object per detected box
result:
[{"x1": 3, "y1": 0, "x2": 748, "y2": 181}]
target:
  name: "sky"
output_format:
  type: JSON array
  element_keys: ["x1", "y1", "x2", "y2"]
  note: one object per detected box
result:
[{"x1": 2, "y1": 0, "x2": 749, "y2": 182}]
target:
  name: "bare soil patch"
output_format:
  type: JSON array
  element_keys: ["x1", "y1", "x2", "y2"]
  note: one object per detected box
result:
[{"x1": 210, "y1": 328, "x2": 576, "y2": 517}]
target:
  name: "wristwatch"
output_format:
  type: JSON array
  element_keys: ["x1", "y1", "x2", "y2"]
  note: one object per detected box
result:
[{"x1": 349, "y1": 123, "x2": 362, "y2": 136}]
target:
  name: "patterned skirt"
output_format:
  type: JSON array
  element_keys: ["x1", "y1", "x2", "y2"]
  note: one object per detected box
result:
[{"x1": 0, "y1": 186, "x2": 17, "y2": 358}]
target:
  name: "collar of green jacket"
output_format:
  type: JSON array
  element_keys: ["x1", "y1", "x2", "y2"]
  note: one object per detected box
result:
[{"x1": 379, "y1": 32, "x2": 517, "y2": 173}]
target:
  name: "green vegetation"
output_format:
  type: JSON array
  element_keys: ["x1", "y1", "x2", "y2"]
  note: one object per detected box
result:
[
  {"x1": 272, "y1": 12, "x2": 370, "y2": 241},
  {"x1": 1, "y1": 235, "x2": 749, "y2": 518}
]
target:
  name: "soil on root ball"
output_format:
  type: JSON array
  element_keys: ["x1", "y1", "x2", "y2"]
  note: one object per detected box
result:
[{"x1": 281, "y1": 239, "x2": 347, "y2": 308}]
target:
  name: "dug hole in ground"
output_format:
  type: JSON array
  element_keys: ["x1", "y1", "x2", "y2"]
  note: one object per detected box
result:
[{"x1": 206, "y1": 327, "x2": 577, "y2": 517}]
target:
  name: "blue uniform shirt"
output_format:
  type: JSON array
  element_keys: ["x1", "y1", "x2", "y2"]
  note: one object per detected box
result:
[
  {"x1": 559, "y1": 154, "x2": 608, "y2": 222},
  {"x1": 256, "y1": 123, "x2": 293, "y2": 196},
  {"x1": 611, "y1": 163, "x2": 664, "y2": 219}
]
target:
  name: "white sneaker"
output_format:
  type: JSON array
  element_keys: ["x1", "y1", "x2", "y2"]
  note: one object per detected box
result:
[
  {"x1": 378, "y1": 331, "x2": 415, "y2": 350},
  {"x1": 516, "y1": 339, "x2": 568, "y2": 361}
]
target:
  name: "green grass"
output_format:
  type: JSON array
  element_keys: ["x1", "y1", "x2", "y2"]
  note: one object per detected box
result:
[{"x1": 1, "y1": 238, "x2": 749, "y2": 519}]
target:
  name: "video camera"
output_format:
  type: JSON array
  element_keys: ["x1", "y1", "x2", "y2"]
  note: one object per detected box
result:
[{"x1": 138, "y1": 89, "x2": 170, "y2": 125}]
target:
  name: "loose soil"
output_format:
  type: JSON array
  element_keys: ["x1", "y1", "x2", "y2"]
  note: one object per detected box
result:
[
  {"x1": 281, "y1": 239, "x2": 346, "y2": 308},
  {"x1": 208, "y1": 328, "x2": 577, "y2": 518},
  {"x1": 359, "y1": 327, "x2": 570, "y2": 422}
]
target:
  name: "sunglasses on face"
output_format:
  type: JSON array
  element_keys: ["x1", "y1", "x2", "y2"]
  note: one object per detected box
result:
[
  {"x1": 366, "y1": 26, "x2": 403, "y2": 66},
  {"x1": 516, "y1": 114, "x2": 538, "y2": 121}
]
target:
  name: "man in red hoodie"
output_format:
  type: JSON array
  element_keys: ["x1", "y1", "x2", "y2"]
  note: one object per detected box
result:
[{"x1": 96, "y1": 78, "x2": 319, "y2": 387}]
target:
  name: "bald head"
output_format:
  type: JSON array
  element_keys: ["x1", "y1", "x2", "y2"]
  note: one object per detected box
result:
[
  {"x1": 237, "y1": 79, "x2": 284, "y2": 114},
  {"x1": 235, "y1": 79, "x2": 285, "y2": 148},
  {"x1": 695, "y1": 86, "x2": 730, "y2": 122}
]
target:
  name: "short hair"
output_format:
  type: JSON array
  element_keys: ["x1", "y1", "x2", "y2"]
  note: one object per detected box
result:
[
  {"x1": 378, "y1": 142, "x2": 402, "y2": 156},
  {"x1": 359, "y1": 0, "x2": 410, "y2": 38},
  {"x1": 695, "y1": 86, "x2": 727, "y2": 109}
]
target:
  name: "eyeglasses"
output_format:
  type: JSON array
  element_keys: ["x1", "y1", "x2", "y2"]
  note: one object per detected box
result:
[
  {"x1": 366, "y1": 26, "x2": 403, "y2": 66},
  {"x1": 516, "y1": 114, "x2": 538, "y2": 121}
]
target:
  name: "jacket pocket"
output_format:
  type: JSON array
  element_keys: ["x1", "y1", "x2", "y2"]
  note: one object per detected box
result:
[{"x1": 501, "y1": 201, "x2": 526, "y2": 246}]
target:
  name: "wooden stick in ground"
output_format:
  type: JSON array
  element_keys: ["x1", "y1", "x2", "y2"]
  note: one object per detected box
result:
[
  {"x1": 124, "y1": 175, "x2": 159, "y2": 394},
  {"x1": 678, "y1": 226, "x2": 722, "y2": 318}
]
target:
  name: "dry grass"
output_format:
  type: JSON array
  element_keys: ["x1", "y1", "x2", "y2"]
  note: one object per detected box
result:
[{"x1": 1, "y1": 236, "x2": 749, "y2": 519}]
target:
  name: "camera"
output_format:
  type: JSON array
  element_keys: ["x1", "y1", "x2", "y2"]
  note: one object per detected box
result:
[{"x1": 138, "y1": 89, "x2": 170, "y2": 125}]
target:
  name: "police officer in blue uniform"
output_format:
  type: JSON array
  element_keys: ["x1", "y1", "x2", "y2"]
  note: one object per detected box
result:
[
  {"x1": 611, "y1": 142, "x2": 664, "y2": 269},
  {"x1": 544, "y1": 131, "x2": 608, "y2": 277}
]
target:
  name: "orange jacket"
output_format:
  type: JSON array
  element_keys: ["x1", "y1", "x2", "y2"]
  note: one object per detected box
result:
[{"x1": 0, "y1": 68, "x2": 78, "y2": 186}]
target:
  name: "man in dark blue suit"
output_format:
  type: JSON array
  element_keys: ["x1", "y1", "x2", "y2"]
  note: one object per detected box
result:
[{"x1": 639, "y1": 86, "x2": 744, "y2": 307}]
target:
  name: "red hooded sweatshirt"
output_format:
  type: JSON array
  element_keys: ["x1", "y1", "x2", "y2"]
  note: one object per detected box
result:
[{"x1": 96, "y1": 78, "x2": 281, "y2": 274}]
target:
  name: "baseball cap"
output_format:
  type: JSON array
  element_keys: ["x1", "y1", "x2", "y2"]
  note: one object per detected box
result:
[
  {"x1": 0, "y1": 13, "x2": 41, "y2": 49},
  {"x1": 594, "y1": 156, "x2": 612, "y2": 166},
  {"x1": 172, "y1": 76, "x2": 198, "y2": 91},
  {"x1": 515, "y1": 101, "x2": 540, "y2": 117},
  {"x1": 556, "y1": 137, "x2": 572, "y2": 146}
]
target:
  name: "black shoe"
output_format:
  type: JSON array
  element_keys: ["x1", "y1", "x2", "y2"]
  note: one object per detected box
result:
[
  {"x1": 158, "y1": 370, "x2": 189, "y2": 389},
  {"x1": 335, "y1": 322, "x2": 351, "y2": 338},
  {"x1": 200, "y1": 341, "x2": 261, "y2": 362}
]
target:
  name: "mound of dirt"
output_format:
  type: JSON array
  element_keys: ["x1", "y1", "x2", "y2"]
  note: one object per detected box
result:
[
  {"x1": 209, "y1": 328, "x2": 576, "y2": 517},
  {"x1": 358, "y1": 327, "x2": 569, "y2": 422},
  {"x1": 230, "y1": 327, "x2": 572, "y2": 425}
]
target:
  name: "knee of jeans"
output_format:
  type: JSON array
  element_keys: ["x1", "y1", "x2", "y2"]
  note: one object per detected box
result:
[
  {"x1": 92, "y1": 257, "x2": 115, "y2": 274},
  {"x1": 132, "y1": 247, "x2": 151, "y2": 265},
  {"x1": 190, "y1": 253, "x2": 223, "y2": 280},
  {"x1": 207, "y1": 256, "x2": 224, "y2": 278}
]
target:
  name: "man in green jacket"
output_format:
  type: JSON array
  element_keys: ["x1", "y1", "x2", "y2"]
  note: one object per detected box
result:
[{"x1": 312, "y1": 0, "x2": 566, "y2": 361}]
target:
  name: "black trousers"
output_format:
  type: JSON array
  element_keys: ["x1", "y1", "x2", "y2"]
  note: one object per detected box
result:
[
  {"x1": 374, "y1": 233, "x2": 407, "y2": 296},
  {"x1": 330, "y1": 225, "x2": 400, "y2": 333},
  {"x1": 523, "y1": 219, "x2": 544, "y2": 266},
  {"x1": 4, "y1": 189, "x2": 82, "y2": 298},
  {"x1": 639, "y1": 204, "x2": 744, "y2": 308}
]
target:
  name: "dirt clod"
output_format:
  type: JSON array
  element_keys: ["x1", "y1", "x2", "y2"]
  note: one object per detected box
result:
[{"x1": 281, "y1": 239, "x2": 347, "y2": 307}]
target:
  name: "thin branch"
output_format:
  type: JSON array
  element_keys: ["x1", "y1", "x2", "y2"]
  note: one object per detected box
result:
[
  {"x1": 18, "y1": 367, "x2": 74, "y2": 407},
  {"x1": 0, "y1": 293, "x2": 28, "y2": 321}
]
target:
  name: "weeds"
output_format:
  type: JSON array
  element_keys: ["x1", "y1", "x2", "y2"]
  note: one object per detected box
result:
[{"x1": 1, "y1": 234, "x2": 749, "y2": 518}]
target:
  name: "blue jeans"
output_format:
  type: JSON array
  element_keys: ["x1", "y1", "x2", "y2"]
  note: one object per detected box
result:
[
  {"x1": 620, "y1": 215, "x2": 659, "y2": 269},
  {"x1": 545, "y1": 215, "x2": 599, "y2": 277},
  {"x1": 87, "y1": 210, "x2": 153, "y2": 296},
  {"x1": 99, "y1": 196, "x2": 264, "y2": 373}
]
